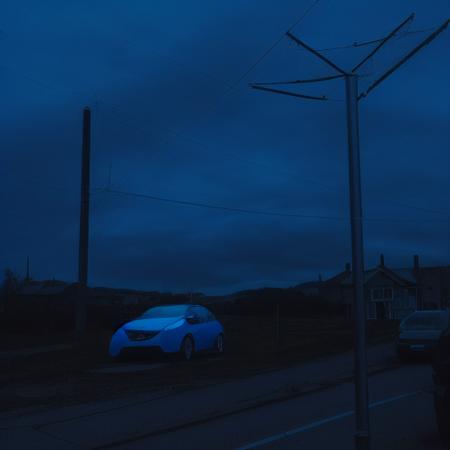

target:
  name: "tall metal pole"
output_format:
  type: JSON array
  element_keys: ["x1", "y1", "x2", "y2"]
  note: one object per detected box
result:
[
  {"x1": 345, "y1": 75, "x2": 369, "y2": 450},
  {"x1": 76, "y1": 107, "x2": 91, "y2": 335},
  {"x1": 251, "y1": 17, "x2": 448, "y2": 450}
]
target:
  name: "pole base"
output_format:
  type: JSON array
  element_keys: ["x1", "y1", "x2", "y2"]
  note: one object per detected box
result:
[{"x1": 354, "y1": 431, "x2": 370, "y2": 450}]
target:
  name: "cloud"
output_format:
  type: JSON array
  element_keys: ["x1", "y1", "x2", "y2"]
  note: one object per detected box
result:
[{"x1": 1, "y1": 0, "x2": 449, "y2": 292}]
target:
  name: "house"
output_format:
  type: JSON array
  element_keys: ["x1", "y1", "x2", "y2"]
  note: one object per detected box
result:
[
  {"x1": 340, "y1": 257, "x2": 417, "y2": 320},
  {"x1": 415, "y1": 265, "x2": 450, "y2": 310},
  {"x1": 16, "y1": 279, "x2": 76, "y2": 304},
  {"x1": 320, "y1": 255, "x2": 450, "y2": 320}
]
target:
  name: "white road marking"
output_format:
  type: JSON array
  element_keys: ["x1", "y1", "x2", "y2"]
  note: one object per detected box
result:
[{"x1": 236, "y1": 390, "x2": 420, "y2": 450}]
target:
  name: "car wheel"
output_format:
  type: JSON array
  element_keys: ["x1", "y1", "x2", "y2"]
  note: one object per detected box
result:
[
  {"x1": 435, "y1": 389, "x2": 450, "y2": 445},
  {"x1": 180, "y1": 336, "x2": 195, "y2": 361},
  {"x1": 436, "y1": 408, "x2": 450, "y2": 445},
  {"x1": 397, "y1": 350, "x2": 408, "y2": 363},
  {"x1": 215, "y1": 333, "x2": 225, "y2": 354}
]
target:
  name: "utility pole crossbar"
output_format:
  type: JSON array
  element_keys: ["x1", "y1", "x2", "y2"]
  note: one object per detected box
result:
[
  {"x1": 250, "y1": 84, "x2": 328, "y2": 100},
  {"x1": 286, "y1": 31, "x2": 348, "y2": 75},
  {"x1": 351, "y1": 13, "x2": 415, "y2": 73},
  {"x1": 251, "y1": 74, "x2": 344, "y2": 86},
  {"x1": 359, "y1": 18, "x2": 450, "y2": 99}
]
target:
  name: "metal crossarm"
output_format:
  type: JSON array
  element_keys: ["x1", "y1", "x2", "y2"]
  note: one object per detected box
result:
[
  {"x1": 251, "y1": 16, "x2": 449, "y2": 450},
  {"x1": 359, "y1": 18, "x2": 450, "y2": 99},
  {"x1": 286, "y1": 31, "x2": 348, "y2": 75},
  {"x1": 352, "y1": 13, "x2": 415, "y2": 73},
  {"x1": 251, "y1": 74, "x2": 344, "y2": 86},
  {"x1": 250, "y1": 84, "x2": 328, "y2": 101}
]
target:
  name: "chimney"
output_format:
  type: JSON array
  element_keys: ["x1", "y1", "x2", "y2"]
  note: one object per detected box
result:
[
  {"x1": 414, "y1": 254, "x2": 419, "y2": 270},
  {"x1": 345, "y1": 262, "x2": 351, "y2": 272},
  {"x1": 380, "y1": 254, "x2": 385, "y2": 267},
  {"x1": 318, "y1": 274, "x2": 323, "y2": 282}
]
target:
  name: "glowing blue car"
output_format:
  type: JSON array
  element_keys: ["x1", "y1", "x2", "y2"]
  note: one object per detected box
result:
[{"x1": 109, "y1": 304, "x2": 224, "y2": 361}]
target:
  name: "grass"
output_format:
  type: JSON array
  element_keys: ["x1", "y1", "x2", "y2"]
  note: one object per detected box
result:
[{"x1": 0, "y1": 314, "x2": 398, "y2": 412}]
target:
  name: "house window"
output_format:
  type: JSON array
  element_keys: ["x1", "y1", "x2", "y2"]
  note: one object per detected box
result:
[
  {"x1": 372, "y1": 288, "x2": 383, "y2": 300},
  {"x1": 371, "y1": 287, "x2": 393, "y2": 301}
]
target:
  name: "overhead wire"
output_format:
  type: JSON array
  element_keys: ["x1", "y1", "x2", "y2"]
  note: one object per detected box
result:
[
  {"x1": 221, "y1": 0, "x2": 323, "y2": 95},
  {"x1": 291, "y1": 26, "x2": 438, "y2": 53},
  {"x1": 98, "y1": 187, "x2": 348, "y2": 221},
  {"x1": 3, "y1": 9, "x2": 448, "y2": 222},
  {"x1": 97, "y1": 187, "x2": 450, "y2": 224}
]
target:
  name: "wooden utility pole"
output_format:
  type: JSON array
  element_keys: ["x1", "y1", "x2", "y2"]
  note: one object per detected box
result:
[{"x1": 76, "y1": 107, "x2": 91, "y2": 335}]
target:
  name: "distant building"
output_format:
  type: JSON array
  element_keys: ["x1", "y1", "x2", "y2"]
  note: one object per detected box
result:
[
  {"x1": 16, "y1": 279, "x2": 75, "y2": 302},
  {"x1": 340, "y1": 258, "x2": 417, "y2": 320},
  {"x1": 14, "y1": 279, "x2": 158, "y2": 306},
  {"x1": 313, "y1": 255, "x2": 450, "y2": 320}
]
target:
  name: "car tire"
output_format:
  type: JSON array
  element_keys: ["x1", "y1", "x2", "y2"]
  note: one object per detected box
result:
[
  {"x1": 179, "y1": 336, "x2": 195, "y2": 361},
  {"x1": 215, "y1": 333, "x2": 225, "y2": 355},
  {"x1": 397, "y1": 350, "x2": 408, "y2": 363},
  {"x1": 435, "y1": 389, "x2": 450, "y2": 446},
  {"x1": 436, "y1": 409, "x2": 450, "y2": 445}
]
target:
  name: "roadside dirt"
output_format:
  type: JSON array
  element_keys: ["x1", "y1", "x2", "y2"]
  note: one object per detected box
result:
[{"x1": 0, "y1": 315, "x2": 397, "y2": 413}]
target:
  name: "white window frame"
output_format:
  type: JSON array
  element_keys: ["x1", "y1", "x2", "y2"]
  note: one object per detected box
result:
[{"x1": 371, "y1": 287, "x2": 393, "y2": 302}]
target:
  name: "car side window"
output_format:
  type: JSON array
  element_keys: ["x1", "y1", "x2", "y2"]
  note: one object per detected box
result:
[
  {"x1": 205, "y1": 308, "x2": 215, "y2": 322},
  {"x1": 188, "y1": 307, "x2": 203, "y2": 323},
  {"x1": 193, "y1": 306, "x2": 208, "y2": 323},
  {"x1": 186, "y1": 307, "x2": 197, "y2": 318},
  {"x1": 197, "y1": 307, "x2": 215, "y2": 322}
]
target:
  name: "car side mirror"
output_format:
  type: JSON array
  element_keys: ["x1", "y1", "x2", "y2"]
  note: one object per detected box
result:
[{"x1": 186, "y1": 315, "x2": 199, "y2": 324}]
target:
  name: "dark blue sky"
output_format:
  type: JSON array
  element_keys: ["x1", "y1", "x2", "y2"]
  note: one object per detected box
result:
[{"x1": 1, "y1": 1, "x2": 449, "y2": 294}]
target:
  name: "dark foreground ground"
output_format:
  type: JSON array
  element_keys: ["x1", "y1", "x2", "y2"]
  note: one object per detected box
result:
[
  {"x1": 0, "y1": 315, "x2": 397, "y2": 413},
  {"x1": 1, "y1": 342, "x2": 444, "y2": 450}
]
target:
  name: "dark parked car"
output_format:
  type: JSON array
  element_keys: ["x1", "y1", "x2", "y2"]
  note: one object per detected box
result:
[
  {"x1": 433, "y1": 328, "x2": 450, "y2": 445},
  {"x1": 397, "y1": 310, "x2": 450, "y2": 359},
  {"x1": 433, "y1": 326, "x2": 450, "y2": 446}
]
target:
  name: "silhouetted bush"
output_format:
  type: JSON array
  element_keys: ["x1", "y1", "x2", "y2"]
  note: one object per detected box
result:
[
  {"x1": 0, "y1": 288, "x2": 347, "y2": 335},
  {"x1": 206, "y1": 288, "x2": 345, "y2": 317}
]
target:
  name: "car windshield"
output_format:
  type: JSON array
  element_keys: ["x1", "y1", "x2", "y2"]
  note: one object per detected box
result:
[
  {"x1": 402, "y1": 312, "x2": 449, "y2": 331},
  {"x1": 140, "y1": 305, "x2": 189, "y2": 319}
]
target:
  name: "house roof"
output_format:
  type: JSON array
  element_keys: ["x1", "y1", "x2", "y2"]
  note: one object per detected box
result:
[
  {"x1": 292, "y1": 270, "x2": 351, "y2": 291},
  {"x1": 390, "y1": 268, "x2": 417, "y2": 284},
  {"x1": 340, "y1": 265, "x2": 417, "y2": 287},
  {"x1": 292, "y1": 281, "x2": 321, "y2": 291},
  {"x1": 323, "y1": 270, "x2": 351, "y2": 286},
  {"x1": 17, "y1": 280, "x2": 71, "y2": 296}
]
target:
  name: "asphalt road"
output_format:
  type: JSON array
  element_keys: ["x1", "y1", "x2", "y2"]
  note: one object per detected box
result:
[
  {"x1": 1, "y1": 343, "x2": 445, "y2": 450},
  {"x1": 113, "y1": 362, "x2": 445, "y2": 450}
]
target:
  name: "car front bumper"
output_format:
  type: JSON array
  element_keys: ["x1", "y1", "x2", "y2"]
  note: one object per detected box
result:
[
  {"x1": 397, "y1": 341, "x2": 437, "y2": 355},
  {"x1": 118, "y1": 346, "x2": 164, "y2": 358}
]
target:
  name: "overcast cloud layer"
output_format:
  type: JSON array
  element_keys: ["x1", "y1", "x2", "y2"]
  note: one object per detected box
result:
[{"x1": 1, "y1": 0, "x2": 449, "y2": 294}]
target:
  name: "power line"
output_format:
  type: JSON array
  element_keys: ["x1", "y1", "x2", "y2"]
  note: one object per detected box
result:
[
  {"x1": 351, "y1": 13, "x2": 415, "y2": 73},
  {"x1": 374, "y1": 201, "x2": 450, "y2": 217},
  {"x1": 359, "y1": 19, "x2": 450, "y2": 99},
  {"x1": 250, "y1": 16, "x2": 450, "y2": 450},
  {"x1": 99, "y1": 187, "x2": 346, "y2": 220},
  {"x1": 100, "y1": 104, "x2": 340, "y2": 194},
  {"x1": 225, "y1": 0, "x2": 322, "y2": 91},
  {"x1": 291, "y1": 26, "x2": 438, "y2": 53},
  {"x1": 98, "y1": 187, "x2": 450, "y2": 224}
]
